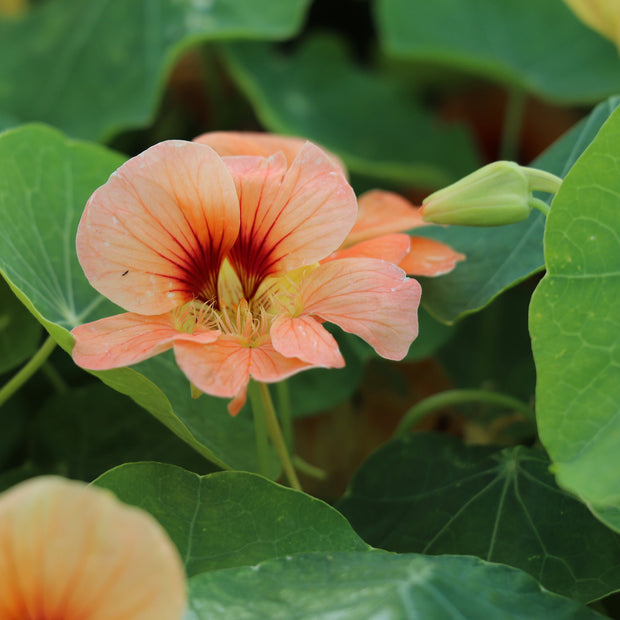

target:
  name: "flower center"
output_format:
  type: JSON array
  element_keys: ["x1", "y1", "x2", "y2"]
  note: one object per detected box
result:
[{"x1": 173, "y1": 261, "x2": 318, "y2": 347}]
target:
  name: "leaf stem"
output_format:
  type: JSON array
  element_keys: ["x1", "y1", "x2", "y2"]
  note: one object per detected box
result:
[
  {"x1": 41, "y1": 361, "x2": 69, "y2": 394},
  {"x1": 529, "y1": 197, "x2": 551, "y2": 217},
  {"x1": 293, "y1": 455, "x2": 327, "y2": 480},
  {"x1": 258, "y1": 382, "x2": 302, "y2": 491},
  {"x1": 0, "y1": 336, "x2": 57, "y2": 408},
  {"x1": 394, "y1": 389, "x2": 536, "y2": 438},
  {"x1": 247, "y1": 381, "x2": 271, "y2": 479},
  {"x1": 500, "y1": 88, "x2": 526, "y2": 161}
]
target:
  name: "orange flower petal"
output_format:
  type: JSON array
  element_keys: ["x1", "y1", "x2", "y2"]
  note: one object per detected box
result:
[
  {"x1": 174, "y1": 336, "x2": 251, "y2": 400},
  {"x1": 174, "y1": 337, "x2": 312, "y2": 415},
  {"x1": 249, "y1": 341, "x2": 313, "y2": 383},
  {"x1": 193, "y1": 131, "x2": 347, "y2": 174},
  {"x1": 270, "y1": 314, "x2": 345, "y2": 367},
  {"x1": 346, "y1": 190, "x2": 428, "y2": 246},
  {"x1": 0, "y1": 476, "x2": 186, "y2": 620},
  {"x1": 400, "y1": 236, "x2": 466, "y2": 277},
  {"x1": 325, "y1": 233, "x2": 411, "y2": 265},
  {"x1": 71, "y1": 312, "x2": 218, "y2": 370},
  {"x1": 224, "y1": 143, "x2": 357, "y2": 297},
  {"x1": 297, "y1": 258, "x2": 422, "y2": 360},
  {"x1": 77, "y1": 141, "x2": 240, "y2": 315}
]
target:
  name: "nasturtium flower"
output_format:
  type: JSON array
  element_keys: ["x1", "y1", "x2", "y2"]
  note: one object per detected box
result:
[
  {"x1": 72, "y1": 136, "x2": 422, "y2": 414},
  {"x1": 0, "y1": 476, "x2": 186, "y2": 619}
]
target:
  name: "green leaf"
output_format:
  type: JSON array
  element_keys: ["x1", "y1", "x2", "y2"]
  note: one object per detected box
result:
[
  {"x1": 186, "y1": 551, "x2": 601, "y2": 619},
  {"x1": 419, "y1": 96, "x2": 620, "y2": 324},
  {"x1": 94, "y1": 462, "x2": 368, "y2": 576},
  {"x1": 222, "y1": 35, "x2": 480, "y2": 188},
  {"x1": 0, "y1": 124, "x2": 275, "y2": 473},
  {"x1": 375, "y1": 0, "x2": 620, "y2": 103},
  {"x1": 0, "y1": 276, "x2": 41, "y2": 374},
  {"x1": 0, "y1": 0, "x2": 311, "y2": 140},
  {"x1": 337, "y1": 433, "x2": 620, "y2": 603},
  {"x1": 30, "y1": 384, "x2": 217, "y2": 481},
  {"x1": 530, "y1": 104, "x2": 620, "y2": 531},
  {"x1": 437, "y1": 285, "x2": 536, "y2": 402}
]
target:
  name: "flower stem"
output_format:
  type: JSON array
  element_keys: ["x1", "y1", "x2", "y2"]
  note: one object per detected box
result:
[
  {"x1": 276, "y1": 380, "x2": 293, "y2": 451},
  {"x1": 393, "y1": 389, "x2": 536, "y2": 438},
  {"x1": 0, "y1": 336, "x2": 57, "y2": 408},
  {"x1": 247, "y1": 381, "x2": 271, "y2": 479},
  {"x1": 258, "y1": 382, "x2": 302, "y2": 491}
]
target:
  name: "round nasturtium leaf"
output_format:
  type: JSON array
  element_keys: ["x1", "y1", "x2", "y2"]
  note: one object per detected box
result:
[
  {"x1": 337, "y1": 433, "x2": 620, "y2": 603},
  {"x1": 95, "y1": 462, "x2": 368, "y2": 576},
  {"x1": 186, "y1": 551, "x2": 601, "y2": 619},
  {"x1": 530, "y1": 104, "x2": 620, "y2": 531}
]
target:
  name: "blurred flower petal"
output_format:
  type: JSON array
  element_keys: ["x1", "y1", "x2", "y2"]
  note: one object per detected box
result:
[{"x1": 0, "y1": 476, "x2": 186, "y2": 620}]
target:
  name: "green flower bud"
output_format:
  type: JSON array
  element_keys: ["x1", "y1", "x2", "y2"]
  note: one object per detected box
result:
[{"x1": 421, "y1": 161, "x2": 562, "y2": 227}]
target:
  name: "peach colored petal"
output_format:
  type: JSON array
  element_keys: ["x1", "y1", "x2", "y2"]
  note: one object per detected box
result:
[
  {"x1": 174, "y1": 337, "x2": 312, "y2": 415},
  {"x1": 174, "y1": 336, "x2": 252, "y2": 400},
  {"x1": 346, "y1": 190, "x2": 428, "y2": 246},
  {"x1": 270, "y1": 314, "x2": 345, "y2": 367},
  {"x1": 399, "y1": 236, "x2": 466, "y2": 277},
  {"x1": 223, "y1": 142, "x2": 357, "y2": 297},
  {"x1": 296, "y1": 258, "x2": 422, "y2": 360},
  {"x1": 193, "y1": 131, "x2": 347, "y2": 174},
  {"x1": 0, "y1": 476, "x2": 186, "y2": 620},
  {"x1": 227, "y1": 384, "x2": 249, "y2": 416},
  {"x1": 77, "y1": 140, "x2": 240, "y2": 315},
  {"x1": 71, "y1": 312, "x2": 218, "y2": 370},
  {"x1": 249, "y1": 341, "x2": 314, "y2": 383},
  {"x1": 325, "y1": 233, "x2": 411, "y2": 265}
]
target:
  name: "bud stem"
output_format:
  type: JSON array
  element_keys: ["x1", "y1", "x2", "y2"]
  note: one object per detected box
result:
[
  {"x1": 524, "y1": 168, "x2": 563, "y2": 194},
  {"x1": 529, "y1": 197, "x2": 551, "y2": 217}
]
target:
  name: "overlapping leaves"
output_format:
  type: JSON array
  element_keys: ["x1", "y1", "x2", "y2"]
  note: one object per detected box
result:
[
  {"x1": 222, "y1": 35, "x2": 480, "y2": 188},
  {"x1": 338, "y1": 433, "x2": 620, "y2": 603},
  {"x1": 95, "y1": 462, "x2": 368, "y2": 576},
  {"x1": 186, "y1": 551, "x2": 601, "y2": 618},
  {"x1": 0, "y1": 0, "x2": 311, "y2": 140},
  {"x1": 375, "y1": 0, "x2": 620, "y2": 103}
]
